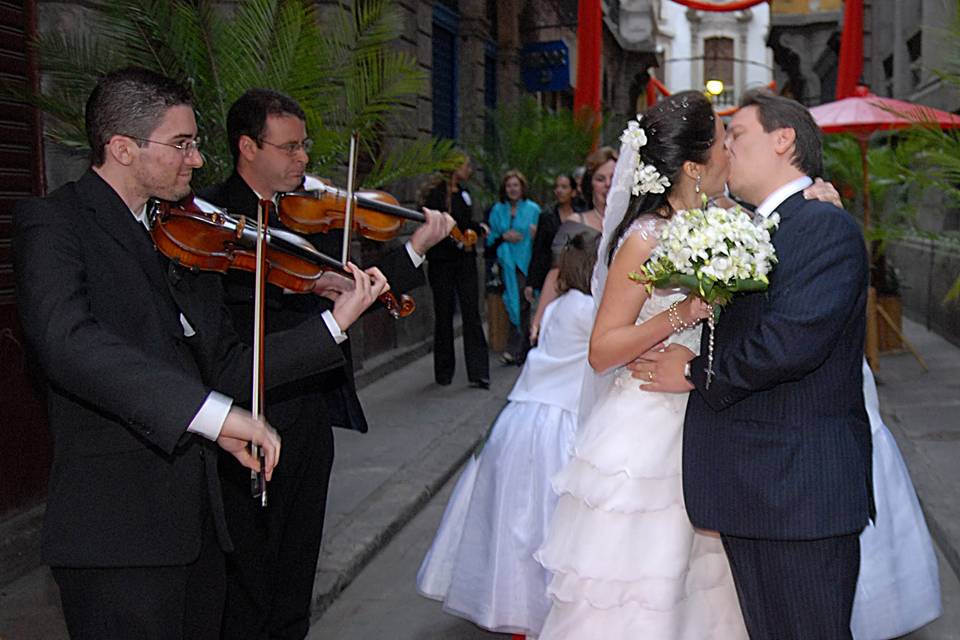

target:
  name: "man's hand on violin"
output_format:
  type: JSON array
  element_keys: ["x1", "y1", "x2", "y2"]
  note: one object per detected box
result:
[
  {"x1": 331, "y1": 263, "x2": 391, "y2": 330},
  {"x1": 310, "y1": 270, "x2": 357, "y2": 300},
  {"x1": 410, "y1": 208, "x2": 456, "y2": 256},
  {"x1": 218, "y1": 408, "x2": 282, "y2": 481}
]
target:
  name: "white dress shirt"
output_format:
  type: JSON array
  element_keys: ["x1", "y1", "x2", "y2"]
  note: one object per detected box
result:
[{"x1": 755, "y1": 176, "x2": 813, "y2": 220}]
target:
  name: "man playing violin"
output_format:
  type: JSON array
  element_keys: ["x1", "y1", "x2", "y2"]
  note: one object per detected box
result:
[
  {"x1": 200, "y1": 88, "x2": 453, "y2": 639},
  {"x1": 12, "y1": 67, "x2": 389, "y2": 640}
]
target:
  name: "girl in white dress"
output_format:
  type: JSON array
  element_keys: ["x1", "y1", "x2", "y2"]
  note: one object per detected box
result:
[
  {"x1": 536, "y1": 91, "x2": 747, "y2": 639},
  {"x1": 418, "y1": 232, "x2": 601, "y2": 636}
]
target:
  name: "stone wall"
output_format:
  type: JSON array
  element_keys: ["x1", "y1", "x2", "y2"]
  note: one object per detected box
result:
[{"x1": 887, "y1": 237, "x2": 960, "y2": 348}]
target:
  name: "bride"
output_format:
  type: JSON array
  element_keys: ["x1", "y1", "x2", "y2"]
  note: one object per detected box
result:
[{"x1": 535, "y1": 90, "x2": 747, "y2": 638}]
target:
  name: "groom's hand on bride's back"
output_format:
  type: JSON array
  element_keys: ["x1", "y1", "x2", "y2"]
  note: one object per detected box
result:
[{"x1": 628, "y1": 344, "x2": 696, "y2": 393}]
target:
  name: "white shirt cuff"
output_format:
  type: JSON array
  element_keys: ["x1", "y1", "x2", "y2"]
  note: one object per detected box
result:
[
  {"x1": 187, "y1": 391, "x2": 233, "y2": 441},
  {"x1": 322, "y1": 310, "x2": 348, "y2": 344},
  {"x1": 405, "y1": 241, "x2": 425, "y2": 268}
]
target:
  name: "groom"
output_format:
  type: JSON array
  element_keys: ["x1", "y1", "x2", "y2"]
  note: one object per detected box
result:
[{"x1": 635, "y1": 89, "x2": 873, "y2": 638}]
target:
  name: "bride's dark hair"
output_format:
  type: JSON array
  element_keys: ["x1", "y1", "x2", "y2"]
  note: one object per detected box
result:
[{"x1": 607, "y1": 90, "x2": 716, "y2": 264}]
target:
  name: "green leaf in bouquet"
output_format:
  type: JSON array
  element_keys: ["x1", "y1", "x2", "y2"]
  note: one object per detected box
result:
[
  {"x1": 729, "y1": 277, "x2": 769, "y2": 294},
  {"x1": 661, "y1": 273, "x2": 701, "y2": 291}
]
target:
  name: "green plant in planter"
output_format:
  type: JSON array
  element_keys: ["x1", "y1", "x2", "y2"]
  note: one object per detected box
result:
[
  {"x1": 466, "y1": 97, "x2": 598, "y2": 213},
  {"x1": 822, "y1": 133, "x2": 916, "y2": 295},
  {"x1": 19, "y1": 0, "x2": 460, "y2": 189}
]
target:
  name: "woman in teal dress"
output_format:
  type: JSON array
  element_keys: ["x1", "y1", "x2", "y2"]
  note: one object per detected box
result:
[{"x1": 486, "y1": 170, "x2": 541, "y2": 364}]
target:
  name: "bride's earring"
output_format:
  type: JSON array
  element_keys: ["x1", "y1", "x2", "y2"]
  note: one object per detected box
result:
[{"x1": 695, "y1": 174, "x2": 702, "y2": 194}]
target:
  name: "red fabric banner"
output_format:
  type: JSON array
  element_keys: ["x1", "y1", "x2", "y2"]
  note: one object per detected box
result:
[
  {"x1": 668, "y1": 0, "x2": 768, "y2": 11},
  {"x1": 835, "y1": 0, "x2": 864, "y2": 99},
  {"x1": 574, "y1": 0, "x2": 603, "y2": 117},
  {"x1": 646, "y1": 75, "x2": 671, "y2": 108}
]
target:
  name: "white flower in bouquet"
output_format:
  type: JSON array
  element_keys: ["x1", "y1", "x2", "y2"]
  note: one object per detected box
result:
[
  {"x1": 632, "y1": 202, "x2": 778, "y2": 305},
  {"x1": 629, "y1": 200, "x2": 779, "y2": 386}
]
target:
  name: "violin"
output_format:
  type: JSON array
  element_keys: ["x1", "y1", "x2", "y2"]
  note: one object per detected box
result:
[
  {"x1": 147, "y1": 196, "x2": 415, "y2": 318},
  {"x1": 276, "y1": 176, "x2": 478, "y2": 248}
]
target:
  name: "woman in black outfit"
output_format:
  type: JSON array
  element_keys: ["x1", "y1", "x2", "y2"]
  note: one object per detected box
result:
[
  {"x1": 525, "y1": 173, "x2": 583, "y2": 319},
  {"x1": 421, "y1": 156, "x2": 490, "y2": 389}
]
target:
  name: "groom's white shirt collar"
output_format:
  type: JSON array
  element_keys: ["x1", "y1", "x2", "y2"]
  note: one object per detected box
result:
[{"x1": 755, "y1": 176, "x2": 813, "y2": 219}]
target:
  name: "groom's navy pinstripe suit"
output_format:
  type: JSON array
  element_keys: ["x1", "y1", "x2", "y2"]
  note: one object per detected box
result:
[{"x1": 684, "y1": 190, "x2": 874, "y2": 638}]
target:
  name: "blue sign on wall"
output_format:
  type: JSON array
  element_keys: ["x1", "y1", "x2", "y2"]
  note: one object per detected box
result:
[{"x1": 521, "y1": 41, "x2": 570, "y2": 93}]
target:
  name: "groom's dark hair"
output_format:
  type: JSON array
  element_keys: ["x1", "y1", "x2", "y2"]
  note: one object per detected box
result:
[{"x1": 739, "y1": 89, "x2": 823, "y2": 178}]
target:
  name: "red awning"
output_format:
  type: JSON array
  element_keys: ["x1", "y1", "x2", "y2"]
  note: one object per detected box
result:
[{"x1": 810, "y1": 86, "x2": 960, "y2": 137}]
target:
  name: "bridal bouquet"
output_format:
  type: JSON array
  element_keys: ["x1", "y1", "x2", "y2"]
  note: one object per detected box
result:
[{"x1": 629, "y1": 201, "x2": 779, "y2": 386}]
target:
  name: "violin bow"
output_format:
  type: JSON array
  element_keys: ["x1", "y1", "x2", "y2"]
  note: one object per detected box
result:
[
  {"x1": 341, "y1": 131, "x2": 360, "y2": 265},
  {"x1": 250, "y1": 198, "x2": 270, "y2": 507}
]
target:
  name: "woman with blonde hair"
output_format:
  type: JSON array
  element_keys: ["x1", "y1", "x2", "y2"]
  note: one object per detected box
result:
[{"x1": 420, "y1": 154, "x2": 490, "y2": 388}]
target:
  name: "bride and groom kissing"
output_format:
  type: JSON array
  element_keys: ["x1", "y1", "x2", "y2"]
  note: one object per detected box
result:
[
  {"x1": 421, "y1": 88, "x2": 940, "y2": 640},
  {"x1": 629, "y1": 89, "x2": 872, "y2": 637}
]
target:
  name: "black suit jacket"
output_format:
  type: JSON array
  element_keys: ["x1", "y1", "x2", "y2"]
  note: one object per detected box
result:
[
  {"x1": 422, "y1": 182, "x2": 483, "y2": 263},
  {"x1": 683, "y1": 191, "x2": 874, "y2": 540},
  {"x1": 200, "y1": 173, "x2": 424, "y2": 433},
  {"x1": 13, "y1": 171, "x2": 345, "y2": 567}
]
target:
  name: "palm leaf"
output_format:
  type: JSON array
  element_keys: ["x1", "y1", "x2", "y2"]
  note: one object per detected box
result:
[
  {"x1": 20, "y1": 0, "x2": 450, "y2": 190},
  {"x1": 469, "y1": 96, "x2": 596, "y2": 210},
  {"x1": 364, "y1": 138, "x2": 461, "y2": 189}
]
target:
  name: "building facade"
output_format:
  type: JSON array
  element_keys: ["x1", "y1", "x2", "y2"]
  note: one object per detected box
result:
[
  {"x1": 767, "y1": 0, "x2": 843, "y2": 105},
  {"x1": 862, "y1": 0, "x2": 960, "y2": 345},
  {"x1": 655, "y1": 0, "x2": 773, "y2": 108}
]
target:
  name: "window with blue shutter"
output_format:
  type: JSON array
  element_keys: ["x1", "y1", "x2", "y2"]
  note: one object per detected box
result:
[{"x1": 432, "y1": 4, "x2": 459, "y2": 140}]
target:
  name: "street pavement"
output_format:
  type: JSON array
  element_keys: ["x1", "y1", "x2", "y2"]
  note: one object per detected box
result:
[
  {"x1": 2, "y1": 318, "x2": 959, "y2": 639},
  {"x1": 308, "y1": 456, "x2": 960, "y2": 640}
]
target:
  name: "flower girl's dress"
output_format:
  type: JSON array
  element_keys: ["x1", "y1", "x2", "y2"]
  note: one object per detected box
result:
[{"x1": 417, "y1": 289, "x2": 595, "y2": 635}]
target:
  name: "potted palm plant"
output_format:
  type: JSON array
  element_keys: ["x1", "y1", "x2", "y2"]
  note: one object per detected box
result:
[
  {"x1": 823, "y1": 133, "x2": 913, "y2": 351},
  {"x1": 21, "y1": 0, "x2": 460, "y2": 189}
]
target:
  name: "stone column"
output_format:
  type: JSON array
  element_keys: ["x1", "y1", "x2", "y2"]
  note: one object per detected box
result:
[
  {"x1": 892, "y1": 0, "x2": 911, "y2": 97},
  {"x1": 458, "y1": 0, "x2": 490, "y2": 146},
  {"x1": 496, "y1": 0, "x2": 523, "y2": 106}
]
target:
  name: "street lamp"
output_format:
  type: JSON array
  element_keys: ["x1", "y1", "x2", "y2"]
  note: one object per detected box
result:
[{"x1": 705, "y1": 79, "x2": 724, "y2": 99}]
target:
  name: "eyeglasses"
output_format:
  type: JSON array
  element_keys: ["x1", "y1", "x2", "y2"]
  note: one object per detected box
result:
[
  {"x1": 259, "y1": 138, "x2": 314, "y2": 156},
  {"x1": 123, "y1": 135, "x2": 202, "y2": 156}
]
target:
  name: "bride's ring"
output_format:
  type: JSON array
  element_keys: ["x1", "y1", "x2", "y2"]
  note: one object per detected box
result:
[{"x1": 647, "y1": 371, "x2": 654, "y2": 382}]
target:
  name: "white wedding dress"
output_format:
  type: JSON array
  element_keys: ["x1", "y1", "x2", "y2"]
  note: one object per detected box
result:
[
  {"x1": 536, "y1": 217, "x2": 748, "y2": 639},
  {"x1": 852, "y1": 360, "x2": 942, "y2": 639}
]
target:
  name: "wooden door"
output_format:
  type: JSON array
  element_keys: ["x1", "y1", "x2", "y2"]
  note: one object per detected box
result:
[{"x1": 0, "y1": 0, "x2": 51, "y2": 516}]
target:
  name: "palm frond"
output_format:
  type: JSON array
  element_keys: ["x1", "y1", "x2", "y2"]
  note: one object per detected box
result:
[
  {"x1": 363, "y1": 138, "x2": 461, "y2": 189},
  {"x1": 469, "y1": 97, "x2": 596, "y2": 209},
  {"x1": 25, "y1": 0, "x2": 446, "y2": 188}
]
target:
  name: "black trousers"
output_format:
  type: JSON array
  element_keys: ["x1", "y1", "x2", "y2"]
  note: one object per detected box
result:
[
  {"x1": 219, "y1": 416, "x2": 335, "y2": 640},
  {"x1": 53, "y1": 512, "x2": 225, "y2": 640},
  {"x1": 721, "y1": 532, "x2": 860, "y2": 640},
  {"x1": 427, "y1": 254, "x2": 489, "y2": 383}
]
